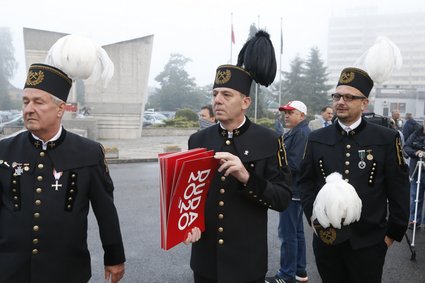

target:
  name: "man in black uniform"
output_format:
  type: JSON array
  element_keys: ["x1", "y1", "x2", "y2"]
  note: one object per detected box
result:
[
  {"x1": 299, "y1": 67, "x2": 409, "y2": 282},
  {"x1": 0, "y1": 36, "x2": 125, "y2": 283},
  {"x1": 184, "y1": 31, "x2": 292, "y2": 283}
]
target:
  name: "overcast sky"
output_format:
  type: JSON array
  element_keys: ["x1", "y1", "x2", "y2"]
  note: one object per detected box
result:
[{"x1": 1, "y1": 0, "x2": 423, "y2": 88}]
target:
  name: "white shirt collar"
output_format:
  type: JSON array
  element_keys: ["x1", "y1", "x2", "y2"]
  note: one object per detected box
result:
[
  {"x1": 338, "y1": 117, "x2": 362, "y2": 132},
  {"x1": 31, "y1": 126, "x2": 63, "y2": 150}
]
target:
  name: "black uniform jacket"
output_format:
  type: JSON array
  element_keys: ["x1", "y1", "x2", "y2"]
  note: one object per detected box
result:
[
  {"x1": 188, "y1": 118, "x2": 292, "y2": 283},
  {"x1": 0, "y1": 129, "x2": 125, "y2": 283},
  {"x1": 299, "y1": 119, "x2": 409, "y2": 249}
]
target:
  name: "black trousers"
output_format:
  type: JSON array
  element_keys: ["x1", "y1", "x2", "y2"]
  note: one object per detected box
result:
[
  {"x1": 313, "y1": 236, "x2": 388, "y2": 283},
  {"x1": 194, "y1": 272, "x2": 265, "y2": 283}
]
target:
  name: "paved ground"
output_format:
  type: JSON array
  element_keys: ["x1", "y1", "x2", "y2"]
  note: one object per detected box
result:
[
  {"x1": 99, "y1": 132, "x2": 193, "y2": 162},
  {"x1": 2, "y1": 129, "x2": 425, "y2": 282},
  {"x1": 86, "y1": 162, "x2": 425, "y2": 283}
]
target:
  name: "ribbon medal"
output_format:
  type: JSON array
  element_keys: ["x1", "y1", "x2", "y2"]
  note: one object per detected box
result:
[{"x1": 358, "y1": 150, "x2": 366, "y2": 169}]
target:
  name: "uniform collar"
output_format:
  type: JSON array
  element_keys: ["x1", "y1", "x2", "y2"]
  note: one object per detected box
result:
[
  {"x1": 28, "y1": 127, "x2": 67, "y2": 150},
  {"x1": 335, "y1": 118, "x2": 367, "y2": 137},
  {"x1": 218, "y1": 116, "x2": 251, "y2": 138}
]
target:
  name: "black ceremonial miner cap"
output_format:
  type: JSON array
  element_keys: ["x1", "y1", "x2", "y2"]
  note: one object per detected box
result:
[
  {"x1": 24, "y1": 63, "x2": 72, "y2": 102},
  {"x1": 213, "y1": 65, "x2": 253, "y2": 96},
  {"x1": 336, "y1": 67, "x2": 374, "y2": 98}
]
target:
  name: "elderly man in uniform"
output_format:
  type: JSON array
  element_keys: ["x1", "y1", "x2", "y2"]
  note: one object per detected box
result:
[
  {"x1": 0, "y1": 35, "x2": 125, "y2": 283},
  {"x1": 299, "y1": 67, "x2": 409, "y2": 283},
  {"x1": 184, "y1": 31, "x2": 292, "y2": 283}
]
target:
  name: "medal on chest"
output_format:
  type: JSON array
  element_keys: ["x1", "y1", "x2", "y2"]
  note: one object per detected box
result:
[
  {"x1": 52, "y1": 168, "x2": 63, "y2": 191},
  {"x1": 12, "y1": 162, "x2": 24, "y2": 176},
  {"x1": 366, "y1": 149, "x2": 373, "y2": 161},
  {"x1": 358, "y1": 150, "x2": 366, "y2": 169}
]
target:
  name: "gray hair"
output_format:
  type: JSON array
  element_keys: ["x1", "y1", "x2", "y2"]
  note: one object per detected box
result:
[{"x1": 50, "y1": 94, "x2": 65, "y2": 105}]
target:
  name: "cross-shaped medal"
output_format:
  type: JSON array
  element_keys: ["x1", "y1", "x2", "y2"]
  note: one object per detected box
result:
[
  {"x1": 52, "y1": 180, "x2": 62, "y2": 191},
  {"x1": 52, "y1": 169, "x2": 63, "y2": 191}
]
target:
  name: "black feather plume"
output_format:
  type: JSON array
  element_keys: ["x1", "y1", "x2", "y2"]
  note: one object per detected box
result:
[{"x1": 236, "y1": 30, "x2": 277, "y2": 86}]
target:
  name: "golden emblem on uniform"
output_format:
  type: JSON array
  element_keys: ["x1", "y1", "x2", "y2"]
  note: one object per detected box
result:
[
  {"x1": 366, "y1": 150, "x2": 374, "y2": 160},
  {"x1": 316, "y1": 224, "x2": 337, "y2": 245}
]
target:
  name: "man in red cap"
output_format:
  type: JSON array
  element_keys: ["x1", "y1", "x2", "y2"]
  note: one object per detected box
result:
[{"x1": 267, "y1": 101, "x2": 310, "y2": 283}]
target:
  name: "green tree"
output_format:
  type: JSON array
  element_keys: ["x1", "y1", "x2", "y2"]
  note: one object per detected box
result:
[
  {"x1": 0, "y1": 28, "x2": 17, "y2": 110},
  {"x1": 280, "y1": 55, "x2": 305, "y2": 104},
  {"x1": 147, "y1": 53, "x2": 209, "y2": 111},
  {"x1": 303, "y1": 46, "x2": 332, "y2": 114}
]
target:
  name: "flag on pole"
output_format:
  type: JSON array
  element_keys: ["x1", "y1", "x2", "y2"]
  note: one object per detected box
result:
[{"x1": 231, "y1": 24, "x2": 235, "y2": 45}]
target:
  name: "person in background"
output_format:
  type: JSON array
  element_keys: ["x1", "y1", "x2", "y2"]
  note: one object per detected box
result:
[
  {"x1": 274, "y1": 111, "x2": 284, "y2": 136},
  {"x1": 308, "y1": 106, "x2": 333, "y2": 131},
  {"x1": 404, "y1": 120, "x2": 425, "y2": 230},
  {"x1": 184, "y1": 30, "x2": 292, "y2": 283},
  {"x1": 402, "y1": 113, "x2": 421, "y2": 142},
  {"x1": 0, "y1": 35, "x2": 125, "y2": 283},
  {"x1": 266, "y1": 101, "x2": 310, "y2": 283},
  {"x1": 299, "y1": 67, "x2": 409, "y2": 283},
  {"x1": 391, "y1": 109, "x2": 403, "y2": 130},
  {"x1": 198, "y1": 104, "x2": 216, "y2": 130}
]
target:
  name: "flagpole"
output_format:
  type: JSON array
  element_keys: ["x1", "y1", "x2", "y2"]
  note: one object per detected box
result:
[
  {"x1": 279, "y1": 17, "x2": 283, "y2": 106},
  {"x1": 230, "y1": 13, "x2": 233, "y2": 64},
  {"x1": 254, "y1": 14, "x2": 260, "y2": 123}
]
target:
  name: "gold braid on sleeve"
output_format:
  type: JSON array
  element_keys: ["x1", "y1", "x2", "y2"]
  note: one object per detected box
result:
[{"x1": 277, "y1": 136, "x2": 288, "y2": 167}]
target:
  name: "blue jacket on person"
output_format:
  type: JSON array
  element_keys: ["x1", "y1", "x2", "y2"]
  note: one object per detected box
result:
[
  {"x1": 403, "y1": 118, "x2": 421, "y2": 142},
  {"x1": 283, "y1": 119, "x2": 311, "y2": 199}
]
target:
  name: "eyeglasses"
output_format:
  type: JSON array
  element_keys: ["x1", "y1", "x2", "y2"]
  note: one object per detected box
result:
[{"x1": 331, "y1": 93, "x2": 366, "y2": 102}]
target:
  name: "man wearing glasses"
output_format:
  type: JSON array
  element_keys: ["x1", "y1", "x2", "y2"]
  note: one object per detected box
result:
[{"x1": 299, "y1": 67, "x2": 409, "y2": 283}]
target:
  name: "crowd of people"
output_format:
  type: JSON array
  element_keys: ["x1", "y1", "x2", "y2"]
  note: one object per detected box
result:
[
  {"x1": 185, "y1": 30, "x2": 411, "y2": 282},
  {"x1": 0, "y1": 29, "x2": 418, "y2": 283}
]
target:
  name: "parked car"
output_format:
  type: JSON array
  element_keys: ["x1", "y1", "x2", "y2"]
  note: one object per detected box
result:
[
  {"x1": 143, "y1": 112, "x2": 168, "y2": 127},
  {"x1": 0, "y1": 114, "x2": 24, "y2": 134}
]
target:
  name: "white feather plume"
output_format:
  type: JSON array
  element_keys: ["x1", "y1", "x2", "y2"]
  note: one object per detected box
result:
[
  {"x1": 355, "y1": 36, "x2": 402, "y2": 84},
  {"x1": 312, "y1": 172, "x2": 362, "y2": 229},
  {"x1": 44, "y1": 34, "x2": 114, "y2": 88}
]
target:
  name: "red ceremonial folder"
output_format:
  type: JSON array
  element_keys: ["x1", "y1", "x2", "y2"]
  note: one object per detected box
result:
[{"x1": 158, "y1": 148, "x2": 218, "y2": 250}]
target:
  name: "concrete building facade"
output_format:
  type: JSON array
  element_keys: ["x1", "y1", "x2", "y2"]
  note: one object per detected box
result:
[
  {"x1": 327, "y1": 9, "x2": 425, "y2": 119},
  {"x1": 23, "y1": 28, "x2": 153, "y2": 139}
]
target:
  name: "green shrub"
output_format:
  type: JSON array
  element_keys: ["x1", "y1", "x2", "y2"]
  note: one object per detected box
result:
[
  {"x1": 175, "y1": 108, "x2": 198, "y2": 122},
  {"x1": 164, "y1": 117, "x2": 198, "y2": 128},
  {"x1": 255, "y1": 117, "x2": 274, "y2": 129}
]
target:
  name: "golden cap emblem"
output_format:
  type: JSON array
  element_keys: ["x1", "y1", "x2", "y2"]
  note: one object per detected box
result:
[
  {"x1": 339, "y1": 71, "x2": 355, "y2": 84},
  {"x1": 215, "y1": 69, "x2": 231, "y2": 85},
  {"x1": 26, "y1": 70, "x2": 45, "y2": 86}
]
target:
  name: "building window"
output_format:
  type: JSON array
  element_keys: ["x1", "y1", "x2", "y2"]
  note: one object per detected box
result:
[{"x1": 390, "y1": 103, "x2": 406, "y2": 113}]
